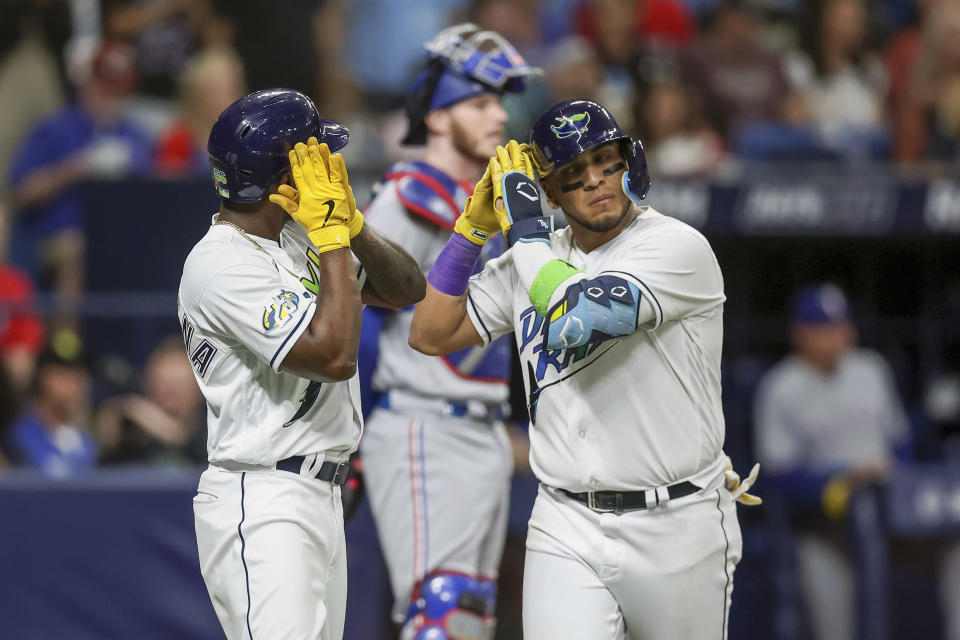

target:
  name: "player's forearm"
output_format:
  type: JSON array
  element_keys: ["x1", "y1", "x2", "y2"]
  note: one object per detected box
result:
[
  {"x1": 408, "y1": 231, "x2": 485, "y2": 354},
  {"x1": 351, "y1": 226, "x2": 426, "y2": 308},
  {"x1": 293, "y1": 248, "x2": 362, "y2": 380},
  {"x1": 409, "y1": 285, "x2": 472, "y2": 355},
  {"x1": 511, "y1": 242, "x2": 563, "y2": 305}
]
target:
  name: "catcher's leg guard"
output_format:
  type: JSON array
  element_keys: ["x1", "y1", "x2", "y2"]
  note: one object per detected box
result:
[{"x1": 400, "y1": 571, "x2": 496, "y2": 640}]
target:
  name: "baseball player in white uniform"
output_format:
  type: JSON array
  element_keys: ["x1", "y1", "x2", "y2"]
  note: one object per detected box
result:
[
  {"x1": 179, "y1": 89, "x2": 425, "y2": 640},
  {"x1": 409, "y1": 99, "x2": 759, "y2": 639},
  {"x1": 358, "y1": 24, "x2": 540, "y2": 640}
]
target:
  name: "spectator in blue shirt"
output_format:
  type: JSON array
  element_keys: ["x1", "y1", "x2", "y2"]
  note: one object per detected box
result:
[
  {"x1": 4, "y1": 346, "x2": 96, "y2": 477},
  {"x1": 7, "y1": 41, "x2": 153, "y2": 334}
]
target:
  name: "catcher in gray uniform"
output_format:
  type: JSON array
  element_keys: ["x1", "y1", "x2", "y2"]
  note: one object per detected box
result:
[{"x1": 359, "y1": 24, "x2": 539, "y2": 640}]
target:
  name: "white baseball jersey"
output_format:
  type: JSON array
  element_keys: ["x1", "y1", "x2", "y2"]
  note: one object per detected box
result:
[
  {"x1": 466, "y1": 207, "x2": 729, "y2": 491},
  {"x1": 177, "y1": 217, "x2": 366, "y2": 466},
  {"x1": 365, "y1": 169, "x2": 511, "y2": 405}
]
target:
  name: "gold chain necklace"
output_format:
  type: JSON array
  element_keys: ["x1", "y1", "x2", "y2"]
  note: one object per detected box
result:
[{"x1": 213, "y1": 215, "x2": 302, "y2": 281}]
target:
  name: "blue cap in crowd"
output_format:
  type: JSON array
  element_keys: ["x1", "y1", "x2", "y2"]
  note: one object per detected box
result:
[{"x1": 791, "y1": 284, "x2": 851, "y2": 325}]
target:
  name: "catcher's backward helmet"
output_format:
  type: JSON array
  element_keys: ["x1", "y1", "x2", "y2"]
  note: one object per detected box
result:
[
  {"x1": 402, "y1": 23, "x2": 541, "y2": 145},
  {"x1": 207, "y1": 88, "x2": 350, "y2": 203},
  {"x1": 529, "y1": 99, "x2": 651, "y2": 201}
]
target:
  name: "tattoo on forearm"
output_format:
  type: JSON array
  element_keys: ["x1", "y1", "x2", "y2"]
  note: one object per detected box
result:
[{"x1": 352, "y1": 228, "x2": 425, "y2": 304}]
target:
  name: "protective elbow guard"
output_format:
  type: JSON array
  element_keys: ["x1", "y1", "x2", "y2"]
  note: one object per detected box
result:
[{"x1": 542, "y1": 274, "x2": 641, "y2": 349}]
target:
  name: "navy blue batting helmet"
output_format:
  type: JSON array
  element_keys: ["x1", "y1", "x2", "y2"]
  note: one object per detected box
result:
[
  {"x1": 207, "y1": 88, "x2": 350, "y2": 204},
  {"x1": 529, "y1": 99, "x2": 651, "y2": 201},
  {"x1": 402, "y1": 23, "x2": 541, "y2": 146}
]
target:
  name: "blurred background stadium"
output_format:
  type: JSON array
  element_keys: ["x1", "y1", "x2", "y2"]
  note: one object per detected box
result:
[{"x1": 1, "y1": 0, "x2": 959, "y2": 638}]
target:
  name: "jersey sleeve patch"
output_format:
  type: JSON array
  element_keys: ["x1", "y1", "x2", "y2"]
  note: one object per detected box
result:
[{"x1": 262, "y1": 290, "x2": 301, "y2": 333}]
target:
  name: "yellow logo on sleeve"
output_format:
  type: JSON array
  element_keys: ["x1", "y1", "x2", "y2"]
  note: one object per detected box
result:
[{"x1": 262, "y1": 290, "x2": 300, "y2": 332}]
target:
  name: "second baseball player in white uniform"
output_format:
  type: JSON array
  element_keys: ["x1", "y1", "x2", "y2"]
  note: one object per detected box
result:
[
  {"x1": 410, "y1": 100, "x2": 759, "y2": 639},
  {"x1": 179, "y1": 89, "x2": 424, "y2": 640},
  {"x1": 358, "y1": 25, "x2": 539, "y2": 640}
]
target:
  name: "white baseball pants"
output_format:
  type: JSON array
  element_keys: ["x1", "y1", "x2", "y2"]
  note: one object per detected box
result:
[{"x1": 194, "y1": 464, "x2": 346, "y2": 640}]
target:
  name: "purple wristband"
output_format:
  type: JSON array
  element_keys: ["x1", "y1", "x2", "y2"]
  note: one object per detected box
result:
[{"x1": 427, "y1": 233, "x2": 483, "y2": 296}]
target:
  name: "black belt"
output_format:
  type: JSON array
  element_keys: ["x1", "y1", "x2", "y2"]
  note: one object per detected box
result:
[
  {"x1": 560, "y1": 481, "x2": 700, "y2": 514},
  {"x1": 276, "y1": 455, "x2": 351, "y2": 486}
]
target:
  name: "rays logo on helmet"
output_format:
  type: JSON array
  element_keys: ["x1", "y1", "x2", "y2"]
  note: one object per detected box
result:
[
  {"x1": 551, "y1": 112, "x2": 590, "y2": 139},
  {"x1": 262, "y1": 290, "x2": 300, "y2": 332}
]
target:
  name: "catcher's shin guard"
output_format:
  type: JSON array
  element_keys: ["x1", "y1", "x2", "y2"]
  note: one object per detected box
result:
[{"x1": 401, "y1": 571, "x2": 496, "y2": 640}]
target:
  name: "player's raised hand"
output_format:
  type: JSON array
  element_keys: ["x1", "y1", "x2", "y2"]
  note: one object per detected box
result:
[
  {"x1": 489, "y1": 140, "x2": 553, "y2": 245},
  {"x1": 269, "y1": 137, "x2": 352, "y2": 252},
  {"x1": 453, "y1": 163, "x2": 500, "y2": 245},
  {"x1": 329, "y1": 152, "x2": 365, "y2": 239}
]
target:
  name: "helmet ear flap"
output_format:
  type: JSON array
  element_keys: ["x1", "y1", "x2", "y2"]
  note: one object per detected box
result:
[{"x1": 624, "y1": 138, "x2": 651, "y2": 201}]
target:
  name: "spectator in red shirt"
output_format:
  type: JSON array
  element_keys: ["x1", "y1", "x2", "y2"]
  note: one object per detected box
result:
[
  {"x1": 0, "y1": 203, "x2": 44, "y2": 396},
  {"x1": 0, "y1": 202, "x2": 44, "y2": 469},
  {"x1": 575, "y1": 0, "x2": 697, "y2": 51}
]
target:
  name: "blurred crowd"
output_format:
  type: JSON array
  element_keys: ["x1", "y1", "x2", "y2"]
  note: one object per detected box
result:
[
  {"x1": 0, "y1": 1, "x2": 959, "y2": 636},
  {"x1": 1, "y1": 0, "x2": 958, "y2": 333}
]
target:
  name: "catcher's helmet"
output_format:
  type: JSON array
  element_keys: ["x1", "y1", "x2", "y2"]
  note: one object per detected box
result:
[
  {"x1": 529, "y1": 99, "x2": 651, "y2": 201},
  {"x1": 402, "y1": 23, "x2": 541, "y2": 146},
  {"x1": 207, "y1": 88, "x2": 349, "y2": 204}
]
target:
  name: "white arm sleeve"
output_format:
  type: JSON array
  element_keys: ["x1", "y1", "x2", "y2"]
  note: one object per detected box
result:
[{"x1": 198, "y1": 263, "x2": 317, "y2": 372}]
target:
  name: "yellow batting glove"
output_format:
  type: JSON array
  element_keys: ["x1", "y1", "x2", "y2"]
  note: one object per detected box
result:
[
  {"x1": 268, "y1": 138, "x2": 351, "y2": 252},
  {"x1": 329, "y1": 150, "x2": 365, "y2": 238},
  {"x1": 453, "y1": 164, "x2": 500, "y2": 245},
  {"x1": 490, "y1": 140, "x2": 538, "y2": 234},
  {"x1": 725, "y1": 463, "x2": 763, "y2": 506}
]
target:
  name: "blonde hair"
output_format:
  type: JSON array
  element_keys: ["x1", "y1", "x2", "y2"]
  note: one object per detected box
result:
[{"x1": 179, "y1": 46, "x2": 245, "y2": 111}]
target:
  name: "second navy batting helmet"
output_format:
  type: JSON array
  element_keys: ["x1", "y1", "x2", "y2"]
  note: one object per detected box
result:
[
  {"x1": 207, "y1": 88, "x2": 350, "y2": 204},
  {"x1": 529, "y1": 99, "x2": 651, "y2": 201},
  {"x1": 402, "y1": 23, "x2": 541, "y2": 145}
]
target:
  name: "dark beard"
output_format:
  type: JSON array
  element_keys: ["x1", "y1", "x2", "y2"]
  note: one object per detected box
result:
[{"x1": 562, "y1": 199, "x2": 633, "y2": 233}]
